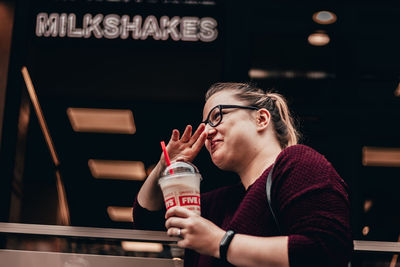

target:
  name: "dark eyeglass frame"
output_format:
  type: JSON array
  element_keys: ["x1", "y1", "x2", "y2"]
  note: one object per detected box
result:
[{"x1": 202, "y1": 104, "x2": 259, "y2": 127}]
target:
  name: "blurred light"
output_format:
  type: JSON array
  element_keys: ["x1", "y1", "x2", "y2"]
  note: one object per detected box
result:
[
  {"x1": 67, "y1": 108, "x2": 136, "y2": 134},
  {"x1": 362, "y1": 147, "x2": 400, "y2": 167},
  {"x1": 248, "y1": 69, "x2": 270, "y2": 79},
  {"x1": 121, "y1": 241, "x2": 163, "y2": 252},
  {"x1": 284, "y1": 71, "x2": 296, "y2": 79},
  {"x1": 364, "y1": 199, "x2": 373, "y2": 213},
  {"x1": 88, "y1": 159, "x2": 147, "y2": 180},
  {"x1": 107, "y1": 206, "x2": 133, "y2": 222},
  {"x1": 395, "y1": 82, "x2": 400, "y2": 97},
  {"x1": 306, "y1": 71, "x2": 328, "y2": 79},
  {"x1": 362, "y1": 226, "x2": 370, "y2": 236},
  {"x1": 312, "y1": 11, "x2": 337, "y2": 25},
  {"x1": 249, "y1": 69, "x2": 333, "y2": 80},
  {"x1": 308, "y1": 31, "x2": 330, "y2": 46}
]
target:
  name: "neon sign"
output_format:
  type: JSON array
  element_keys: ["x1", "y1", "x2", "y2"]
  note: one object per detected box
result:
[{"x1": 35, "y1": 13, "x2": 219, "y2": 42}]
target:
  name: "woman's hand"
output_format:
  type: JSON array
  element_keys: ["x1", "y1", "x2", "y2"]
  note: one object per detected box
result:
[
  {"x1": 165, "y1": 208, "x2": 290, "y2": 267},
  {"x1": 162, "y1": 124, "x2": 207, "y2": 164},
  {"x1": 136, "y1": 124, "x2": 206, "y2": 212},
  {"x1": 165, "y1": 206, "x2": 226, "y2": 258}
]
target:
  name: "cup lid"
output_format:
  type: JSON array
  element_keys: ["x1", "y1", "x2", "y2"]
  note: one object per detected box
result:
[{"x1": 162, "y1": 161, "x2": 200, "y2": 177}]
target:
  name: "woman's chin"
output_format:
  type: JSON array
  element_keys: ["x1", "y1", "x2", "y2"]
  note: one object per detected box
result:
[
  {"x1": 211, "y1": 153, "x2": 224, "y2": 169},
  {"x1": 211, "y1": 153, "x2": 232, "y2": 171}
]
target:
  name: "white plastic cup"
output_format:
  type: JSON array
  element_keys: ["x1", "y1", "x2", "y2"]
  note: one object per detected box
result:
[{"x1": 158, "y1": 162, "x2": 202, "y2": 215}]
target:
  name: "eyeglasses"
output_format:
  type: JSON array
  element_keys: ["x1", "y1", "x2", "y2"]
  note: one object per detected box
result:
[{"x1": 202, "y1": 105, "x2": 259, "y2": 127}]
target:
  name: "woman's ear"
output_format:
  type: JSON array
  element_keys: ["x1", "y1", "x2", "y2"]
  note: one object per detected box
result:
[{"x1": 256, "y1": 108, "x2": 270, "y2": 131}]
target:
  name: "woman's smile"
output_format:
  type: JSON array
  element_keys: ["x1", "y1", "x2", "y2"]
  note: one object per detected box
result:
[{"x1": 210, "y1": 139, "x2": 223, "y2": 153}]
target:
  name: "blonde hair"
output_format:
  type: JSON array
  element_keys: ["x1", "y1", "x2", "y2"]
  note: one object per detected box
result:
[{"x1": 205, "y1": 82, "x2": 300, "y2": 148}]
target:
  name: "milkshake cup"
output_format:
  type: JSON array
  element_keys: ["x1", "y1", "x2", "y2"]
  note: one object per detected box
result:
[{"x1": 158, "y1": 162, "x2": 202, "y2": 215}]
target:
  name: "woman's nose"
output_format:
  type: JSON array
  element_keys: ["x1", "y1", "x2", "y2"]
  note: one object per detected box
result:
[{"x1": 205, "y1": 124, "x2": 217, "y2": 138}]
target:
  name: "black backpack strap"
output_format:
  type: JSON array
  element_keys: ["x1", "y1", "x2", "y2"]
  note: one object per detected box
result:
[{"x1": 266, "y1": 165, "x2": 282, "y2": 234}]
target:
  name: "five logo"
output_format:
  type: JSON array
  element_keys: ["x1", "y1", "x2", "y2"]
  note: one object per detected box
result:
[
  {"x1": 165, "y1": 195, "x2": 200, "y2": 210},
  {"x1": 179, "y1": 195, "x2": 200, "y2": 206}
]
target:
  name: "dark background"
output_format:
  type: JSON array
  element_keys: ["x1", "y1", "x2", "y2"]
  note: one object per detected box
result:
[{"x1": 0, "y1": 0, "x2": 399, "y2": 246}]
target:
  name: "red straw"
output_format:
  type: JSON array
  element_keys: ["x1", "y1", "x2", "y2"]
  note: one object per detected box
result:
[{"x1": 160, "y1": 141, "x2": 174, "y2": 174}]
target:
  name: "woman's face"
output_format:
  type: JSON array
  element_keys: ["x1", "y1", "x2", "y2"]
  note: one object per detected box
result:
[{"x1": 202, "y1": 90, "x2": 258, "y2": 171}]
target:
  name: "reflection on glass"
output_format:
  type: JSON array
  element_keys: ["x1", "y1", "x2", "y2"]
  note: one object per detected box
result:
[
  {"x1": 67, "y1": 108, "x2": 136, "y2": 134},
  {"x1": 88, "y1": 159, "x2": 146, "y2": 180},
  {"x1": 107, "y1": 206, "x2": 134, "y2": 222},
  {"x1": 362, "y1": 147, "x2": 400, "y2": 167}
]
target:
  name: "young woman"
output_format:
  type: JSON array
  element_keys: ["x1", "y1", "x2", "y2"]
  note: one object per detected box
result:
[{"x1": 133, "y1": 83, "x2": 353, "y2": 267}]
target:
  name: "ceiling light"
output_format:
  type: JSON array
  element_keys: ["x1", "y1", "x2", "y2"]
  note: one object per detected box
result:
[
  {"x1": 308, "y1": 31, "x2": 330, "y2": 46},
  {"x1": 312, "y1": 11, "x2": 337, "y2": 25},
  {"x1": 88, "y1": 159, "x2": 147, "y2": 180},
  {"x1": 107, "y1": 206, "x2": 133, "y2": 222},
  {"x1": 67, "y1": 108, "x2": 136, "y2": 134},
  {"x1": 362, "y1": 147, "x2": 400, "y2": 167},
  {"x1": 121, "y1": 241, "x2": 163, "y2": 252}
]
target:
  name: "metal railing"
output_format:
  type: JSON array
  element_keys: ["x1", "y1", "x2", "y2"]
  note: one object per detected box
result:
[
  {"x1": 0, "y1": 222, "x2": 183, "y2": 267},
  {"x1": 354, "y1": 240, "x2": 400, "y2": 253},
  {"x1": 0, "y1": 222, "x2": 178, "y2": 242},
  {"x1": 0, "y1": 223, "x2": 399, "y2": 267}
]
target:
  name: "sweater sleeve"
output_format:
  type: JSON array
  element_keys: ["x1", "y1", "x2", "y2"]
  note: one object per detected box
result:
[
  {"x1": 132, "y1": 196, "x2": 166, "y2": 231},
  {"x1": 272, "y1": 145, "x2": 353, "y2": 267}
]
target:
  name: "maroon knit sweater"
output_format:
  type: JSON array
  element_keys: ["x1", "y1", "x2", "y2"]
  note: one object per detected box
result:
[{"x1": 132, "y1": 145, "x2": 353, "y2": 267}]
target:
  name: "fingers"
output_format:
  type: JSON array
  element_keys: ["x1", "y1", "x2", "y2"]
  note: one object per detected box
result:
[
  {"x1": 191, "y1": 131, "x2": 207, "y2": 154},
  {"x1": 167, "y1": 227, "x2": 182, "y2": 237},
  {"x1": 189, "y1": 124, "x2": 206, "y2": 145},
  {"x1": 170, "y1": 129, "x2": 180, "y2": 142},
  {"x1": 177, "y1": 239, "x2": 187, "y2": 248},
  {"x1": 170, "y1": 124, "x2": 205, "y2": 146},
  {"x1": 165, "y1": 207, "x2": 192, "y2": 230},
  {"x1": 165, "y1": 216, "x2": 186, "y2": 229},
  {"x1": 165, "y1": 206, "x2": 191, "y2": 219},
  {"x1": 180, "y1": 125, "x2": 192, "y2": 143},
  {"x1": 166, "y1": 124, "x2": 205, "y2": 163}
]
